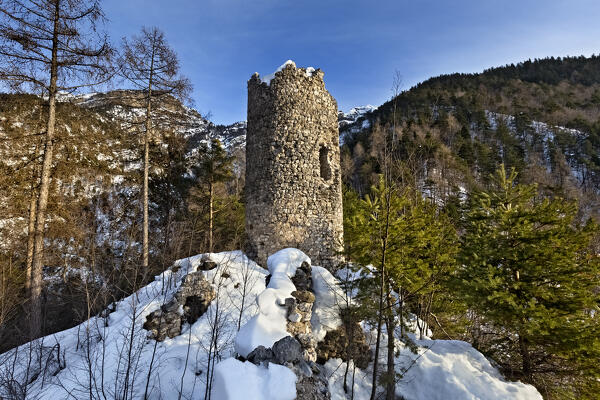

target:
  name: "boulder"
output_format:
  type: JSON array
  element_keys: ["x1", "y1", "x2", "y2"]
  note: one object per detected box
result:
[
  {"x1": 296, "y1": 333, "x2": 317, "y2": 349},
  {"x1": 197, "y1": 257, "x2": 218, "y2": 271},
  {"x1": 143, "y1": 309, "x2": 182, "y2": 341},
  {"x1": 291, "y1": 290, "x2": 315, "y2": 303},
  {"x1": 291, "y1": 262, "x2": 312, "y2": 291},
  {"x1": 284, "y1": 297, "x2": 297, "y2": 316},
  {"x1": 295, "y1": 362, "x2": 331, "y2": 400},
  {"x1": 272, "y1": 336, "x2": 303, "y2": 365},
  {"x1": 316, "y1": 321, "x2": 372, "y2": 369},
  {"x1": 246, "y1": 345, "x2": 274, "y2": 365},
  {"x1": 144, "y1": 271, "x2": 216, "y2": 341},
  {"x1": 288, "y1": 312, "x2": 302, "y2": 323}
]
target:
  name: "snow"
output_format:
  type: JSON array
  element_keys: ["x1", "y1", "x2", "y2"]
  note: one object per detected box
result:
[
  {"x1": 484, "y1": 110, "x2": 589, "y2": 184},
  {"x1": 1, "y1": 247, "x2": 542, "y2": 400},
  {"x1": 260, "y1": 60, "x2": 296, "y2": 85},
  {"x1": 325, "y1": 338, "x2": 542, "y2": 400},
  {"x1": 339, "y1": 105, "x2": 377, "y2": 133},
  {"x1": 259, "y1": 60, "x2": 316, "y2": 85},
  {"x1": 212, "y1": 358, "x2": 296, "y2": 400},
  {"x1": 0, "y1": 251, "x2": 267, "y2": 400},
  {"x1": 394, "y1": 340, "x2": 542, "y2": 400},
  {"x1": 311, "y1": 266, "x2": 345, "y2": 341},
  {"x1": 234, "y1": 248, "x2": 309, "y2": 357},
  {"x1": 344, "y1": 105, "x2": 378, "y2": 119}
]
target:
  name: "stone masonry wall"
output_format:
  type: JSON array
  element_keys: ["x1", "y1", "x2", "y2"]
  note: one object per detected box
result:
[{"x1": 245, "y1": 62, "x2": 343, "y2": 270}]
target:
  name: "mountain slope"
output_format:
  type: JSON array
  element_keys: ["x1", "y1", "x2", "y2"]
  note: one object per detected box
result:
[{"x1": 341, "y1": 55, "x2": 600, "y2": 219}]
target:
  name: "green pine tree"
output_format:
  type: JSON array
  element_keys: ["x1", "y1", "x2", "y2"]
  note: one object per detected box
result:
[
  {"x1": 456, "y1": 165, "x2": 600, "y2": 397},
  {"x1": 344, "y1": 179, "x2": 459, "y2": 398},
  {"x1": 189, "y1": 138, "x2": 235, "y2": 253}
]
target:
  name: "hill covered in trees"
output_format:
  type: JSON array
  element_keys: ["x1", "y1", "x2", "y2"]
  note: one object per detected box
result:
[
  {"x1": 342, "y1": 55, "x2": 600, "y2": 220},
  {"x1": 338, "y1": 55, "x2": 600, "y2": 399}
]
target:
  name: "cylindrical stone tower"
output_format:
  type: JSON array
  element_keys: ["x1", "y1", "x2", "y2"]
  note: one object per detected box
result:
[{"x1": 245, "y1": 61, "x2": 343, "y2": 270}]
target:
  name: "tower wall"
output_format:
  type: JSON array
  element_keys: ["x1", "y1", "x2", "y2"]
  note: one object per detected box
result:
[{"x1": 245, "y1": 62, "x2": 343, "y2": 269}]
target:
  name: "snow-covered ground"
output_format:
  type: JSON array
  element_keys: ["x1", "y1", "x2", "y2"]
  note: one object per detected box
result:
[
  {"x1": 234, "y1": 249, "x2": 310, "y2": 358},
  {"x1": 0, "y1": 249, "x2": 542, "y2": 400},
  {"x1": 325, "y1": 339, "x2": 542, "y2": 400},
  {"x1": 0, "y1": 251, "x2": 267, "y2": 400}
]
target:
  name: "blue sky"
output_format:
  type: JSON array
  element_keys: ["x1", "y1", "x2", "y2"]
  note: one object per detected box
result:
[{"x1": 103, "y1": 0, "x2": 600, "y2": 124}]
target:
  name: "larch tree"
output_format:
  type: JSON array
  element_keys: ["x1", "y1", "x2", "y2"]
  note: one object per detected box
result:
[
  {"x1": 118, "y1": 26, "x2": 191, "y2": 271},
  {"x1": 0, "y1": 0, "x2": 112, "y2": 338}
]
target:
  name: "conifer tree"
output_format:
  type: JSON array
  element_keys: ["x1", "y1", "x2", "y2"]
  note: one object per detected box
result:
[
  {"x1": 0, "y1": 0, "x2": 112, "y2": 338},
  {"x1": 119, "y1": 26, "x2": 191, "y2": 270},
  {"x1": 190, "y1": 138, "x2": 234, "y2": 253},
  {"x1": 344, "y1": 179, "x2": 458, "y2": 399},
  {"x1": 457, "y1": 165, "x2": 600, "y2": 393}
]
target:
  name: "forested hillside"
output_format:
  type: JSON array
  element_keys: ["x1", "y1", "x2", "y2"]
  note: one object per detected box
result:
[
  {"x1": 338, "y1": 55, "x2": 600, "y2": 399},
  {"x1": 342, "y1": 55, "x2": 600, "y2": 220},
  {"x1": 0, "y1": 91, "x2": 246, "y2": 352}
]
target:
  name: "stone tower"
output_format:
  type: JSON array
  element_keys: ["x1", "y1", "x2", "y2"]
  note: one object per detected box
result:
[{"x1": 245, "y1": 61, "x2": 343, "y2": 269}]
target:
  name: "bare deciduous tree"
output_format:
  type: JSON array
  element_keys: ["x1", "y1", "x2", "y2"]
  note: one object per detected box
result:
[
  {"x1": 0, "y1": 0, "x2": 113, "y2": 339},
  {"x1": 118, "y1": 26, "x2": 191, "y2": 270}
]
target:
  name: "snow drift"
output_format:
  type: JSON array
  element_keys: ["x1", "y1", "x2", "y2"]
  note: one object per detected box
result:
[{"x1": 0, "y1": 249, "x2": 542, "y2": 400}]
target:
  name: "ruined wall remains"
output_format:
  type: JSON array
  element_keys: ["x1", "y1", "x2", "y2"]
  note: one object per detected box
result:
[{"x1": 245, "y1": 61, "x2": 343, "y2": 270}]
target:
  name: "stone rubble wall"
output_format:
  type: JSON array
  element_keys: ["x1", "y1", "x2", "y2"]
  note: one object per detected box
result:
[
  {"x1": 245, "y1": 62, "x2": 344, "y2": 270},
  {"x1": 143, "y1": 261, "x2": 217, "y2": 341},
  {"x1": 245, "y1": 260, "x2": 330, "y2": 400}
]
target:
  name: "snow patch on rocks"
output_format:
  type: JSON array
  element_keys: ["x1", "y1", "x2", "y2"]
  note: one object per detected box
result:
[
  {"x1": 212, "y1": 357, "x2": 297, "y2": 400},
  {"x1": 234, "y1": 248, "x2": 310, "y2": 357},
  {"x1": 311, "y1": 265, "x2": 346, "y2": 341},
  {"x1": 258, "y1": 60, "x2": 316, "y2": 85}
]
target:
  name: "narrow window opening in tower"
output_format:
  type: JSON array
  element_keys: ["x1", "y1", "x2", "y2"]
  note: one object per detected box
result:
[{"x1": 319, "y1": 146, "x2": 332, "y2": 181}]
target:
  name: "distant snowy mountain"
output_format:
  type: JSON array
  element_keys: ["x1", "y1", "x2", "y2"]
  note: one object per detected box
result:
[
  {"x1": 73, "y1": 92, "x2": 377, "y2": 156},
  {"x1": 338, "y1": 105, "x2": 377, "y2": 132},
  {"x1": 72, "y1": 90, "x2": 241, "y2": 153}
]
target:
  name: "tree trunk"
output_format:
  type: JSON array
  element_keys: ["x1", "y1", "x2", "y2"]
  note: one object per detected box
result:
[
  {"x1": 26, "y1": 99, "x2": 45, "y2": 292},
  {"x1": 142, "y1": 46, "x2": 155, "y2": 271},
  {"x1": 519, "y1": 334, "x2": 532, "y2": 382},
  {"x1": 29, "y1": 0, "x2": 60, "y2": 339},
  {"x1": 399, "y1": 288, "x2": 404, "y2": 337},
  {"x1": 208, "y1": 181, "x2": 213, "y2": 253},
  {"x1": 142, "y1": 99, "x2": 151, "y2": 270},
  {"x1": 343, "y1": 358, "x2": 350, "y2": 393},
  {"x1": 370, "y1": 237, "x2": 389, "y2": 399},
  {"x1": 370, "y1": 261, "x2": 385, "y2": 400},
  {"x1": 25, "y1": 171, "x2": 38, "y2": 293},
  {"x1": 370, "y1": 184, "x2": 392, "y2": 400},
  {"x1": 385, "y1": 291, "x2": 395, "y2": 400}
]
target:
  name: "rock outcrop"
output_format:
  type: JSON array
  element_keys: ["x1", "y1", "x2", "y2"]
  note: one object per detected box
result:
[
  {"x1": 245, "y1": 336, "x2": 330, "y2": 400},
  {"x1": 284, "y1": 261, "x2": 318, "y2": 362},
  {"x1": 143, "y1": 269, "x2": 216, "y2": 341},
  {"x1": 316, "y1": 315, "x2": 372, "y2": 369}
]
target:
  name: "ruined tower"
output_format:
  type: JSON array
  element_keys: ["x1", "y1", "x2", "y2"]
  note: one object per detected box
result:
[{"x1": 245, "y1": 61, "x2": 343, "y2": 269}]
